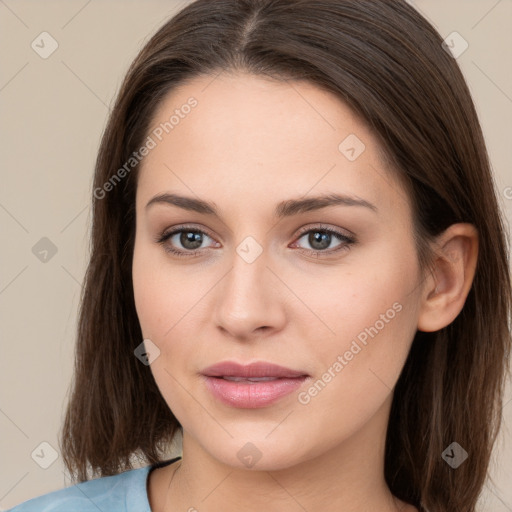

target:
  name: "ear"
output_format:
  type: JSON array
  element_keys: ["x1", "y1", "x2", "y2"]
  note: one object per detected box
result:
[{"x1": 417, "y1": 223, "x2": 479, "y2": 333}]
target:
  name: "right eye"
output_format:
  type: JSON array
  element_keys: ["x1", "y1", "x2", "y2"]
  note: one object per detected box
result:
[{"x1": 155, "y1": 225, "x2": 220, "y2": 257}]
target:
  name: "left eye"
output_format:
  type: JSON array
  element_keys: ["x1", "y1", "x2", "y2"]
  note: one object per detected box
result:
[{"x1": 293, "y1": 228, "x2": 354, "y2": 253}]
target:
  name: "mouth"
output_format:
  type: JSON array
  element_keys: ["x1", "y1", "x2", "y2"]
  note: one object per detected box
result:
[
  {"x1": 201, "y1": 361, "x2": 309, "y2": 408},
  {"x1": 218, "y1": 376, "x2": 286, "y2": 382},
  {"x1": 201, "y1": 361, "x2": 308, "y2": 379}
]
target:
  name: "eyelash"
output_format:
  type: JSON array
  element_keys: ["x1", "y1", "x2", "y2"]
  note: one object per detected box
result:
[{"x1": 154, "y1": 223, "x2": 356, "y2": 259}]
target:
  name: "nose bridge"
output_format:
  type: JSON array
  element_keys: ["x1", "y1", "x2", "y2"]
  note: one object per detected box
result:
[{"x1": 213, "y1": 237, "x2": 285, "y2": 337}]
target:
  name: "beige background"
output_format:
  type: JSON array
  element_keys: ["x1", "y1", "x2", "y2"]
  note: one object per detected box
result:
[{"x1": 0, "y1": 0, "x2": 511, "y2": 510}]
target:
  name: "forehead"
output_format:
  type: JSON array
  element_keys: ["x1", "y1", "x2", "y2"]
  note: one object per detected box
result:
[{"x1": 136, "y1": 72, "x2": 411, "y2": 220}]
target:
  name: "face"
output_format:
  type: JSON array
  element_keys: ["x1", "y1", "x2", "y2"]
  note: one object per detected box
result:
[{"x1": 132, "y1": 71, "x2": 424, "y2": 471}]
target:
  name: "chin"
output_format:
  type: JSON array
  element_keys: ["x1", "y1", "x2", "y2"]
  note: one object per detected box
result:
[{"x1": 201, "y1": 434, "x2": 315, "y2": 472}]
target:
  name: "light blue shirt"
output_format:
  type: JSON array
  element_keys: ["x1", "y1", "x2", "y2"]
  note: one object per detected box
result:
[{"x1": 5, "y1": 457, "x2": 180, "y2": 512}]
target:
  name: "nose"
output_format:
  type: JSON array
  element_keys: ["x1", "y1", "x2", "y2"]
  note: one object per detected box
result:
[{"x1": 212, "y1": 247, "x2": 287, "y2": 341}]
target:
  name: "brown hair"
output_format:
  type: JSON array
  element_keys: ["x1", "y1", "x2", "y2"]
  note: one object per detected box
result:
[{"x1": 59, "y1": 1, "x2": 512, "y2": 510}]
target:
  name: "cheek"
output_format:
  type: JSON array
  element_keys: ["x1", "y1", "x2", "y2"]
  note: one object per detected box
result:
[
  {"x1": 295, "y1": 287, "x2": 418, "y2": 445},
  {"x1": 302, "y1": 303, "x2": 417, "y2": 441},
  {"x1": 132, "y1": 239, "x2": 212, "y2": 352},
  {"x1": 296, "y1": 241, "x2": 419, "y2": 349},
  {"x1": 132, "y1": 241, "x2": 194, "y2": 409},
  {"x1": 296, "y1": 240, "x2": 421, "y2": 395},
  {"x1": 132, "y1": 238, "x2": 174, "y2": 339}
]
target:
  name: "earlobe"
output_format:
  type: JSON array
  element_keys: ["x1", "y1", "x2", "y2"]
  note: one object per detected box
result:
[{"x1": 417, "y1": 223, "x2": 479, "y2": 333}]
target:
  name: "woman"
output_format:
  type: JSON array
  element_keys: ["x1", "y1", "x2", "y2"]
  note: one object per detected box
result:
[{"x1": 7, "y1": 0, "x2": 511, "y2": 511}]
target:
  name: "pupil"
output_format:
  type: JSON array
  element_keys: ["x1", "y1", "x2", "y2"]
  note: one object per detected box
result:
[
  {"x1": 310, "y1": 231, "x2": 330, "y2": 250},
  {"x1": 181, "y1": 231, "x2": 203, "y2": 250}
]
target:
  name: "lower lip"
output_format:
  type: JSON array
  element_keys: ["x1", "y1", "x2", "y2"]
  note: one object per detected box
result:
[{"x1": 203, "y1": 376, "x2": 308, "y2": 408}]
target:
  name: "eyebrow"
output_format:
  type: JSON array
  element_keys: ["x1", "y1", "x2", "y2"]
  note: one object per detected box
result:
[{"x1": 145, "y1": 192, "x2": 378, "y2": 218}]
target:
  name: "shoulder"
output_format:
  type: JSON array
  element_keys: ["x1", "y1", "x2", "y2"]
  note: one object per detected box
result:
[{"x1": 5, "y1": 465, "x2": 152, "y2": 512}]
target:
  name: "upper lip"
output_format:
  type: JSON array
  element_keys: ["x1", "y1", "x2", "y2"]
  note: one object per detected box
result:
[{"x1": 201, "y1": 361, "x2": 308, "y2": 378}]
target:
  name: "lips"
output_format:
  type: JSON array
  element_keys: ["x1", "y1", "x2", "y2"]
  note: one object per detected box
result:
[
  {"x1": 201, "y1": 361, "x2": 309, "y2": 408},
  {"x1": 201, "y1": 361, "x2": 308, "y2": 379}
]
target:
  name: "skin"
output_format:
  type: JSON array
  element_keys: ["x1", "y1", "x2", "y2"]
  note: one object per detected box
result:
[{"x1": 132, "y1": 71, "x2": 478, "y2": 512}]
